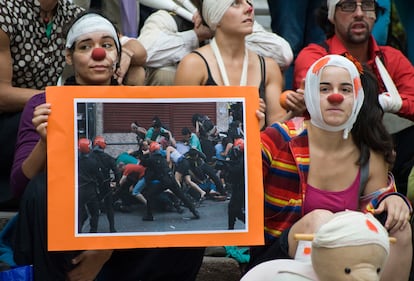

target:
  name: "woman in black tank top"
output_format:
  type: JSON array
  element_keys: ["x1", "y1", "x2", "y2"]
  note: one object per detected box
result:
[{"x1": 174, "y1": 0, "x2": 289, "y2": 126}]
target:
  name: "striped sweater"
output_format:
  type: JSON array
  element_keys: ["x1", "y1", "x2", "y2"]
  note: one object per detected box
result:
[{"x1": 261, "y1": 118, "x2": 410, "y2": 242}]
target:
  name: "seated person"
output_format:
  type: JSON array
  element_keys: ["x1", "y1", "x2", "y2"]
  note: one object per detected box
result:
[
  {"x1": 248, "y1": 55, "x2": 412, "y2": 281},
  {"x1": 10, "y1": 12, "x2": 205, "y2": 280},
  {"x1": 138, "y1": 0, "x2": 293, "y2": 86}
]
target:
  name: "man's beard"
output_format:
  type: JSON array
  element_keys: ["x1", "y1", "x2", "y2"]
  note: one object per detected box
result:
[{"x1": 346, "y1": 22, "x2": 371, "y2": 44}]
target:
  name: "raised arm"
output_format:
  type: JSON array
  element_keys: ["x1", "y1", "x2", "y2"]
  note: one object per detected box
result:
[
  {"x1": 0, "y1": 30, "x2": 41, "y2": 112},
  {"x1": 138, "y1": 10, "x2": 211, "y2": 68},
  {"x1": 262, "y1": 57, "x2": 289, "y2": 124},
  {"x1": 361, "y1": 151, "x2": 412, "y2": 232},
  {"x1": 117, "y1": 36, "x2": 147, "y2": 85}
]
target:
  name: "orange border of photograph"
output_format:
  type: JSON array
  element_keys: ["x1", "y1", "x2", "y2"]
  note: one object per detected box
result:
[{"x1": 47, "y1": 85, "x2": 263, "y2": 251}]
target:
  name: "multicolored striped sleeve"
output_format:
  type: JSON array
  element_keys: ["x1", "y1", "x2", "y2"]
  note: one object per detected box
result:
[{"x1": 360, "y1": 173, "x2": 413, "y2": 213}]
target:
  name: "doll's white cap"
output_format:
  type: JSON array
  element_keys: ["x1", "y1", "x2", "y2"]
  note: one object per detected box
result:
[{"x1": 312, "y1": 210, "x2": 390, "y2": 255}]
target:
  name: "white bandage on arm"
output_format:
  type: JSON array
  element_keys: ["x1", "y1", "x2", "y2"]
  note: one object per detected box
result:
[{"x1": 375, "y1": 57, "x2": 402, "y2": 113}]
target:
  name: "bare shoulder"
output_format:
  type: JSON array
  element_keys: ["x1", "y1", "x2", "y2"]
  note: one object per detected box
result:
[
  {"x1": 364, "y1": 150, "x2": 389, "y2": 194},
  {"x1": 369, "y1": 150, "x2": 389, "y2": 171},
  {"x1": 182, "y1": 45, "x2": 212, "y2": 64},
  {"x1": 179, "y1": 51, "x2": 205, "y2": 67},
  {"x1": 264, "y1": 56, "x2": 281, "y2": 73},
  {"x1": 175, "y1": 47, "x2": 210, "y2": 85}
]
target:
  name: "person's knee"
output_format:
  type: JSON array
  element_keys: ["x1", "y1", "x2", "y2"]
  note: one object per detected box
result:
[
  {"x1": 299, "y1": 209, "x2": 335, "y2": 233},
  {"x1": 392, "y1": 223, "x2": 413, "y2": 248}
]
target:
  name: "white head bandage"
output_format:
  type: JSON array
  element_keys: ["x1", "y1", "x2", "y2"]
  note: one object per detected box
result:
[
  {"x1": 304, "y1": 54, "x2": 364, "y2": 139},
  {"x1": 65, "y1": 13, "x2": 120, "y2": 52},
  {"x1": 327, "y1": 0, "x2": 341, "y2": 23},
  {"x1": 312, "y1": 211, "x2": 390, "y2": 255},
  {"x1": 202, "y1": 0, "x2": 233, "y2": 31},
  {"x1": 328, "y1": 0, "x2": 378, "y2": 22}
]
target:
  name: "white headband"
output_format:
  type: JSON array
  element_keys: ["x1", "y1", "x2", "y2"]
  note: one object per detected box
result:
[
  {"x1": 327, "y1": 0, "x2": 341, "y2": 22},
  {"x1": 202, "y1": 0, "x2": 233, "y2": 31},
  {"x1": 304, "y1": 54, "x2": 364, "y2": 139},
  {"x1": 312, "y1": 211, "x2": 390, "y2": 255},
  {"x1": 65, "y1": 13, "x2": 120, "y2": 52},
  {"x1": 327, "y1": 0, "x2": 378, "y2": 22}
]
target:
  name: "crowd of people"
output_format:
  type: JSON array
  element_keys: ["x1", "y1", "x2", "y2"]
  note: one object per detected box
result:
[
  {"x1": 0, "y1": 0, "x2": 413, "y2": 280},
  {"x1": 78, "y1": 114, "x2": 244, "y2": 225}
]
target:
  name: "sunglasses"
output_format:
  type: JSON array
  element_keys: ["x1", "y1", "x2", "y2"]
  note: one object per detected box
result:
[{"x1": 336, "y1": 1, "x2": 376, "y2": 12}]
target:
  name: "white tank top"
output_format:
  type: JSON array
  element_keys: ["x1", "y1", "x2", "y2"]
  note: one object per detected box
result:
[{"x1": 170, "y1": 149, "x2": 183, "y2": 163}]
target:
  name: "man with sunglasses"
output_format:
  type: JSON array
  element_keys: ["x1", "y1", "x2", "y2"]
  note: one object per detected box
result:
[{"x1": 292, "y1": 0, "x2": 414, "y2": 198}]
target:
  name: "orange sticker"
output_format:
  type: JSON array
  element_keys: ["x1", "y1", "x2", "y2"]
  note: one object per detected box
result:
[
  {"x1": 366, "y1": 219, "x2": 379, "y2": 233},
  {"x1": 353, "y1": 77, "x2": 361, "y2": 96},
  {"x1": 303, "y1": 246, "x2": 312, "y2": 255}
]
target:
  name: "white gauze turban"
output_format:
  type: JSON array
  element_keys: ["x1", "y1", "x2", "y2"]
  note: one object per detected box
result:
[
  {"x1": 304, "y1": 54, "x2": 364, "y2": 139},
  {"x1": 327, "y1": 0, "x2": 341, "y2": 22},
  {"x1": 312, "y1": 211, "x2": 390, "y2": 255},
  {"x1": 202, "y1": 0, "x2": 234, "y2": 31},
  {"x1": 65, "y1": 13, "x2": 120, "y2": 52}
]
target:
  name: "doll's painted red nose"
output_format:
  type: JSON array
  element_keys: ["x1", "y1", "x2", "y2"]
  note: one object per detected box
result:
[
  {"x1": 327, "y1": 93, "x2": 344, "y2": 103},
  {"x1": 91, "y1": 48, "x2": 106, "y2": 61},
  {"x1": 247, "y1": 6, "x2": 253, "y2": 13}
]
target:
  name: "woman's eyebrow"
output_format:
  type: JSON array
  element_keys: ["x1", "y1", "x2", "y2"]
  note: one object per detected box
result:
[
  {"x1": 319, "y1": 82, "x2": 353, "y2": 86},
  {"x1": 78, "y1": 35, "x2": 115, "y2": 44}
]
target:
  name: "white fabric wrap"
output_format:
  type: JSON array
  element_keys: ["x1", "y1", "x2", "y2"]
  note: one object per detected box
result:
[
  {"x1": 202, "y1": 0, "x2": 233, "y2": 31},
  {"x1": 65, "y1": 13, "x2": 120, "y2": 52},
  {"x1": 312, "y1": 211, "x2": 390, "y2": 255},
  {"x1": 327, "y1": 0, "x2": 341, "y2": 22},
  {"x1": 246, "y1": 21, "x2": 294, "y2": 70},
  {"x1": 328, "y1": 0, "x2": 378, "y2": 22},
  {"x1": 304, "y1": 54, "x2": 364, "y2": 139}
]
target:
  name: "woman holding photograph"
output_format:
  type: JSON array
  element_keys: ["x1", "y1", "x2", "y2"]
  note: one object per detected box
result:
[{"x1": 11, "y1": 12, "x2": 204, "y2": 281}]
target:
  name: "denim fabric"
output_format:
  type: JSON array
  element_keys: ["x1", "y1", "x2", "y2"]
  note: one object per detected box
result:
[
  {"x1": 132, "y1": 177, "x2": 146, "y2": 195},
  {"x1": 266, "y1": 0, "x2": 325, "y2": 89},
  {"x1": 372, "y1": 0, "x2": 391, "y2": 46}
]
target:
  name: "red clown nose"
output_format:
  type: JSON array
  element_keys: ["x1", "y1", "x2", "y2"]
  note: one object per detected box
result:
[
  {"x1": 91, "y1": 48, "x2": 106, "y2": 61},
  {"x1": 327, "y1": 93, "x2": 344, "y2": 103}
]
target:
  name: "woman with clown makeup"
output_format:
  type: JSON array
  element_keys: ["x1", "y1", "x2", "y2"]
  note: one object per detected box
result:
[
  {"x1": 11, "y1": 12, "x2": 205, "y2": 281},
  {"x1": 247, "y1": 55, "x2": 412, "y2": 281}
]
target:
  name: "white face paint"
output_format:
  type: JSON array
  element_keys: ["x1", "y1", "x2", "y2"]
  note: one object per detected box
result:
[
  {"x1": 304, "y1": 55, "x2": 364, "y2": 139},
  {"x1": 366, "y1": 11, "x2": 376, "y2": 20},
  {"x1": 66, "y1": 13, "x2": 120, "y2": 52},
  {"x1": 68, "y1": 32, "x2": 119, "y2": 85},
  {"x1": 107, "y1": 50, "x2": 119, "y2": 72}
]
